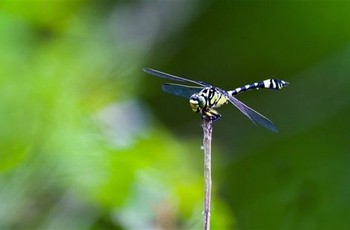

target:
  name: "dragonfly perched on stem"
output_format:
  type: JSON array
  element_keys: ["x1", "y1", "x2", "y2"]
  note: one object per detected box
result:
[{"x1": 143, "y1": 68, "x2": 289, "y2": 132}]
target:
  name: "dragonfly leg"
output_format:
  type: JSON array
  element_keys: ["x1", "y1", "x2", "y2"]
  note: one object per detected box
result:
[{"x1": 202, "y1": 108, "x2": 221, "y2": 122}]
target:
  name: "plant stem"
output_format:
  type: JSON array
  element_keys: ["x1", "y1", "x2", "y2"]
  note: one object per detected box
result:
[{"x1": 202, "y1": 118, "x2": 213, "y2": 230}]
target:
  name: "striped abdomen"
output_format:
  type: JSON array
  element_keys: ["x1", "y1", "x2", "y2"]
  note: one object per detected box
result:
[{"x1": 229, "y1": 79, "x2": 289, "y2": 96}]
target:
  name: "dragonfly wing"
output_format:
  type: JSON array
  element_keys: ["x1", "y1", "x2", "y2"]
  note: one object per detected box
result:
[
  {"x1": 226, "y1": 94, "x2": 278, "y2": 132},
  {"x1": 162, "y1": 83, "x2": 203, "y2": 99},
  {"x1": 143, "y1": 68, "x2": 208, "y2": 86}
]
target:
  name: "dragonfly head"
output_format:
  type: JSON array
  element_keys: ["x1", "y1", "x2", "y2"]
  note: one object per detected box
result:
[{"x1": 189, "y1": 93, "x2": 206, "y2": 113}]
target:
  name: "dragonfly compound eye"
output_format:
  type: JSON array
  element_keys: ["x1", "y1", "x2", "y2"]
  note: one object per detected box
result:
[
  {"x1": 190, "y1": 94, "x2": 207, "y2": 112},
  {"x1": 189, "y1": 94, "x2": 203, "y2": 113},
  {"x1": 197, "y1": 95, "x2": 206, "y2": 108}
]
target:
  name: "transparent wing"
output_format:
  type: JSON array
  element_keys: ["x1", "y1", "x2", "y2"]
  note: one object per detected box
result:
[
  {"x1": 162, "y1": 83, "x2": 203, "y2": 99},
  {"x1": 143, "y1": 68, "x2": 208, "y2": 86},
  {"x1": 226, "y1": 93, "x2": 278, "y2": 132}
]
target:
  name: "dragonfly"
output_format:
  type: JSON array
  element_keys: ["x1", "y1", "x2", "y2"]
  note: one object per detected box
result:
[{"x1": 143, "y1": 68, "x2": 289, "y2": 132}]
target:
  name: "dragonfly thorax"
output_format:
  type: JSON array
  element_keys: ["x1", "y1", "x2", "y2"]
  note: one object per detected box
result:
[{"x1": 189, "y1": 87, "x2": 228, "y2": 121}]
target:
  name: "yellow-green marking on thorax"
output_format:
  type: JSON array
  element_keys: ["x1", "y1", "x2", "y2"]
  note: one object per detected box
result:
[{"x1": 189, "y1": 86, "x2": 229, "y2": 121}]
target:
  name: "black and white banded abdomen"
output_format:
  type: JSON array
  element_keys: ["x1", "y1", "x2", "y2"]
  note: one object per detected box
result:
[{"x1": 229, "y1": 79, "x2": 289, "y2": 96}]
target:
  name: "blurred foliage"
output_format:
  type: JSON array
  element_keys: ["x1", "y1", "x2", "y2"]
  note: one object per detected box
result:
[{"x1": 1, "y1": 1, "x2": 350, "y2": 230}]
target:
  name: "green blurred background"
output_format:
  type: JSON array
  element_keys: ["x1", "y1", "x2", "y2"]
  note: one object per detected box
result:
[{"x1": 1, "y1": 1, "x2": 350, "y2": 229}]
